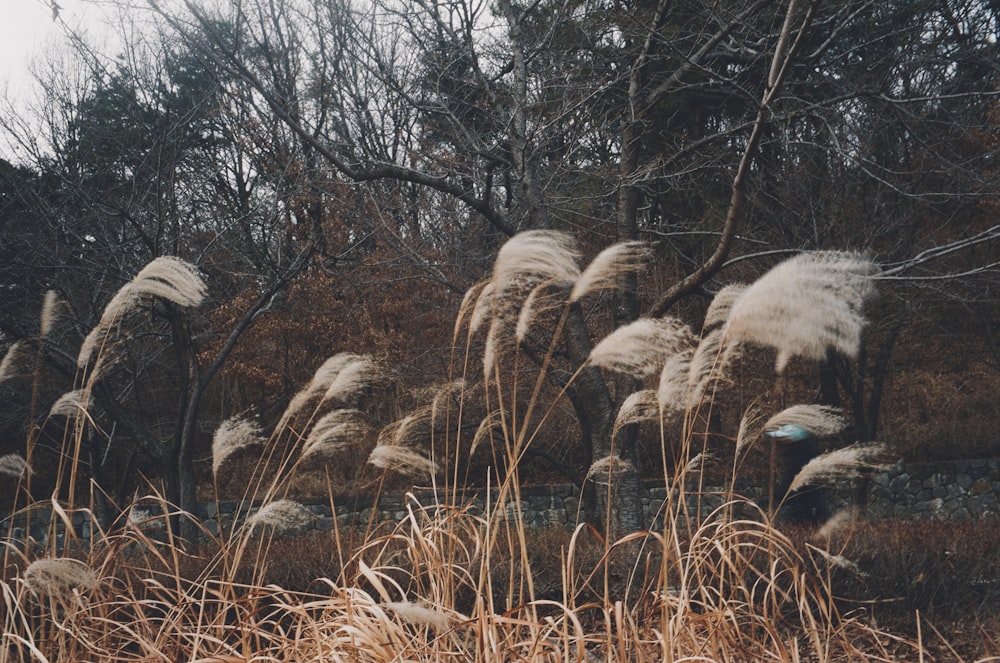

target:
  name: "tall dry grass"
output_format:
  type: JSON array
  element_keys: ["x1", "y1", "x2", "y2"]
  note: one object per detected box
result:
[{"x1": 3, "y1": 246, "x2": 967, "y2": 662}]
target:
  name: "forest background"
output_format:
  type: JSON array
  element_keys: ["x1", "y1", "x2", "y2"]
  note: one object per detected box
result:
[{"x1": 1, "y1": 0, "x2": 999, "y2": 535}]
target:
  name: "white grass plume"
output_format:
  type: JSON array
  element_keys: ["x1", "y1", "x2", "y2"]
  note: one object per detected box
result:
[
  {"x1": 78, "y1": 256, "x2": 207, "y2": 368},
  {"x1": 569, "y1": 241, "x2": 652, "y2": 303},
  {"x1": 616, "y1": 389, "x2": 661, "y2": 429},
  {"x1": 814, "y1": 508, "x2": 858, "y2": 541},
  {"x1": 764, "y1": 404, "x2": 847, "y2": 439},
  {"x1": 723, "y1": 251, "x2": 877, "y2": 373},
  {"x1": 470, "y1": 409, "x2": 505, "y2": 457},
  {"x1": 23, "y1": 557, "x2": 99, "y2": 599},
  {"x1": 657, "y1": 348, "x2": 693, "y2": 412},
  {"x1": 48, "y1": 389, "x2": 94, "y2": 422},
  {"x1": 368, "y1": 444, "x2": 439, "y2": 480},
  {"x1": 0, "y1": 340, "x2": 32, "y2": 383},
  {"x1": 0, "y1": 453, "x2": 30, "y2": 479},
  {"x1": 806, "y1": 543, "x2": 866, "y2": 576},
  {"x1": 389, "y1": 408, "x2": 434, "y2": 447},
  {"x1": 246, "y1": 499, "x2": 314, "y2": 534},
  {"x1": 590, "y1": 317, "x2": 695, "y2": 377},
  {"x1": 702, "y1": 283, "x2": 746, "y2": 331},
  {"x1": 454, "y1": 279, "x2": 491, "y2": 341},
  {"x1": 683, "y1": 451, "x2": 718, "y2": 474},
  {"x1": 302, "y1": 409, "x2": 372, "y2": 460},
  {"x1": 787, "y1": 443, "x2": 889, "y2": 493},
  {"x1": 469, "y1": 281, "x2": 495, "y2": 336},
  {"x1": 492, "y1": 230, "x2": 581, "y2": 298},
  {"x1": 277, "y1": 353, "x2": 375, "y2": 428},
  {"x1": 40, "y1": 290, "x2": 64, "y2": 338},
  {"x1": 586, "y1": 454, "x2": 634, "y2": 486},
  {"x1": 735, "y1": 401, "x2": 765, "y2": 458},
  {"x1": 212, "y1": 415, "x2": 265, "y2": 475},
  {"x1": 385, "y1": 601, "x2": 454, "y2": 631},
  {"x1": 686, "y1": 328, "x2": 731, "y2": 409},
  {"x1": 322, "y1": 355, "x2": 378, "y2": 404}
]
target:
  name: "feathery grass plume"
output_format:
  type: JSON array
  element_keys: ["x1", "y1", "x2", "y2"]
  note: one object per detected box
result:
[
  {"x1": 569, "y1": 241, "x2": 652, "y2": 303},
  {"x1": 0, "y1": 453, "x2": 30, "y2": 479},
  {"x1": 430, "y1": 379, "x2": 465, "y2": 425},
  {"x1": 48, "y1": 389, "x2": 94, "y2": 425},
  {"x1": 735, "y1": 401, "x2": 765, "y2": 458},
  {"x1": 322, "y1": 354, "x2": 378, "y2": 404},
  {"x1": 23, "y1": 557, "x2": 99, "y2": 599},
  {"x1": 590, "y1": 317, "x2": 695, "y2": 377},
  {"x1": 368, "y1": 444, "x2": 439, "y2": 480},
  {"x1": 246, "y1": 499, "x2": 314, "y2": 535},
  {"x1": 469, "y1": 281, "x2": 495, "y2": 336},
  {"x1": 276, "y1": 353, "x2": 374, "y2": 429},
  {"x1": 390, "y1": 408, "x2": 434, "y2": 447},
  {"x1": 702, "y1": 283, "x2": 747, "y2": 332},
  {"x1": 686, "y1": 328, "x2": 731, "y2": 409},
  {"x1": 806, "y1": 543, "x2": 866, "y2": 576},
  {"x1": 657, "y1": 348, "x2": 694, "y2": 412},
  {"x1": 814, "y1": 508, "x2": 858, "y2": 541},
  {"x1": 470, "y1": 409, "x2": 505, "y2": 457},
  {"x1": 454, "y1": 279, "x2": 490, "y2": 342},
  {"x1": 763, "y1": 404, "x2": 846, "y2": 439},
  {"x1": 483, "y1": 318, "x2": 516, "y2": 382},
  {"x1": 492, "y1": 230, "x2": 581, "y2": 299},
  {"x1": 212, "y1": 415, "x2": 265, "y2": 475},
  {"x1": 723, "y1": 251, "x2": 877, "y2": 373},
  {"x1": 684, "y1": 451, "x2": 718, "y2": 474},
  {"x1": 385, "y1": 601, "x2": 454, "y2": 631},
  {"x1": 78, "y1": 256, "x2": 207, "y2": 368},
  {"x1": 615, "y1": 389, "x2": 661, "y2": 429},
  {"x1": 787, "y1": 443, "x2": 889, "y2": 494},
  {"x1": 39, "y1": 289, "x2": 64, "y2": 338},
  {"x1": 515, "y1": 280, "x2": 569, "y2": 343},
  {"x1": 586, "y1": 454, "x2": 634, "y2": 486},
  {"x1": 302, "y1": 409, "x2": 372, "y2": 460},
  {"x1": 0, "y1": 340, "x2": 32, "y2": 383}
]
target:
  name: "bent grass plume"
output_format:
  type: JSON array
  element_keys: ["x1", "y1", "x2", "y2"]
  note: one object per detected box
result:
[
  {"x1": 22, "y1": 558, "x2": 99, "y2": 600},
  {"x1": 787, "y1": 443, "x2": 890, "y2": 494},
  {"x1": 246, "y1": 499, "x2": 314, "y2": 535},
  {"x1": 78, "y1": 256, "x2": 207, "y2": 370},
  {"x1": 724, "y1": 251, "x2": 877, "y2": 373},
  {"x1": 589, "y1": 317, "x2": 695, "y2": 377},
  {"x1": 0, "y1": 453, "x2": 30, "y2": 479},
  {"x1": 212, "y1": 415, "x2": 266, "y2": 476}
]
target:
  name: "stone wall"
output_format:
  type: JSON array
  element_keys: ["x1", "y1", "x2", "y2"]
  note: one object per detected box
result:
[{"x1": 4, "y1": 459, "x2": 1000, "y2": 546}]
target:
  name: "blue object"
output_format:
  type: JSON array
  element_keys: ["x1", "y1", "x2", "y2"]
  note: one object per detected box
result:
[{"x1": 764, "y1": 424, "x2": 812, "y2": 440}]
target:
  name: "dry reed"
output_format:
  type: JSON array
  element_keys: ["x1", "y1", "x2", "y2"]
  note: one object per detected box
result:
[
  {"x1": 368, "y1": 444, "x2": 439, "y2": 479},
  {"x1": 48, "y1": 389, "x2": 93, "y2": 420}
]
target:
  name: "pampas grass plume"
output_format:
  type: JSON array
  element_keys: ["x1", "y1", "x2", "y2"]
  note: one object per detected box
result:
[
  {"x1": 23, "y1": 557, "x2": 99, "y2": 599},
  {"x1": 764, "y1": 404, "x2": 846, "y2": 439},
  {"x1": 569, "y1": 241, "x2": 651, "y2": 303},
  {"x1": 303, "y1": 409, "x2": 372, "y2": 459},
  {"x1": 385, "y1": 601, "x2": 455, "y2": 631},
  {"x1": 723, "y1": 251, "x2": 876, "y2": 373},
  {"x1": 49, "y1": 389, "x2": 93, "y2": 420},
  {"x1": 247, "y1": 499, "x2": 314, "y2": 534},
  {"x1": 657, "y1": 348, "x2": 693, "y2": 412},
  {"x1": 368, "y1": 444, "x2": 439, "y2": 480},
  {"x1": 0, "y1": 340, "x2": 32, "y2": 383},
  {"x1": 0, "y1": 453, "x2": 30, "y2": 479},
  {"x1": 212, "y1": 415, "x2": 265, "y2": 475},
  {"x1": 615, "y1": 389, "x2": 661, "y2": 429},
  {"x1": 40, "y1": 289, "x2": 63, "y2": 338},
  {"x1": 586, "y1": 454, "x2": 633, "y2": 486},
  {"x1": 492, "y1": 230, "x2": 580, "y2": 297},
  {"x1": 702, "y1": 283, "x2": 746, "y2": 331},
  {"x1": 78, "y1": 256, "x2": 207, "y2": 368},
  {"x1": 788, "y1": 443, "x2": 889, "y2": 493},
  {"x1": 590, "y1": 317, "x2": 695, "y2": 377}
]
